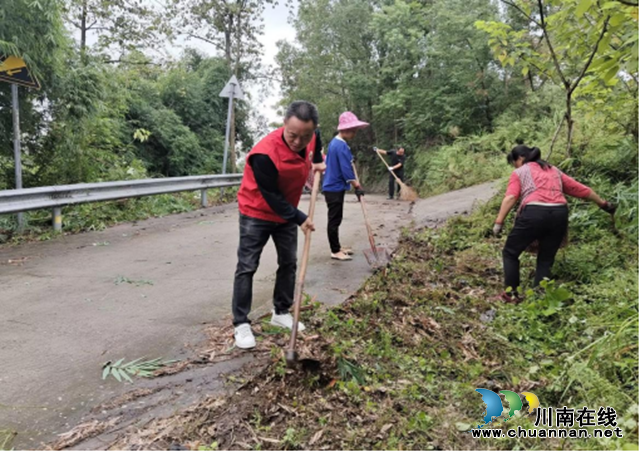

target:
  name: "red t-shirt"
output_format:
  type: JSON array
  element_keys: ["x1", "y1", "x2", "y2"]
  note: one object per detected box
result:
[{"x1": 506, "y1": 163, "x2": 592, "y2": 208}]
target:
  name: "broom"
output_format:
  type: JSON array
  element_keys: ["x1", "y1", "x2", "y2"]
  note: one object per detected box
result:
[{"x1": 374, "y1": 148, "x2": 419, "y2": 202}]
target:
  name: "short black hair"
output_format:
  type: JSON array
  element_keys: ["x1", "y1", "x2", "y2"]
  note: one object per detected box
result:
[{"x1": 285, "y1": 101, "x2": 319, "y2": 126}]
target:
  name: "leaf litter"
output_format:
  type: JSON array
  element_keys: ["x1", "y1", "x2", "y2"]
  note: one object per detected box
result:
[
  {"x1": 50, "y1": 221, "x2": 638, "y2": 450},
  {"x1": 84, "y1": 232, "x2": 538, "y2": 450}
]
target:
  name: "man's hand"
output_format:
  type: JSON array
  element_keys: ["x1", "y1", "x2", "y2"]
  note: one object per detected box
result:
[
  {"x1": 312, "y1": 162, "x2": 326, "y2": 173},
  {"x1": 387, "y1": 166, "x2": 394, "y2": 172},
  {"x1": 600, "y1": 201, "x2": 617, "y2": 215},
  {"x1": 355, "y1": 187, "x2": 365, "y2": 200},
  {"x1": 493, "y1": 223, "x2": 503, "y2": 236},
  {"x1": 301, "y1": 218, "x2": 315, "y2": 233},
  {"x1": 373, "y1": 146, "x2": 378, "y2": 152}
]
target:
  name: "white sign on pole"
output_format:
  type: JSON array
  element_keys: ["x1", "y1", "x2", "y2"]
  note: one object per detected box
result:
[{"x1": 219, "y1": 75, "x2": 244, "y2": 100}]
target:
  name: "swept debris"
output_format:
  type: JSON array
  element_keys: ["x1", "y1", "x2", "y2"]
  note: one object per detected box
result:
[
  {"x1": 50, "y1": 210, "x2": 638, "y2": 451},
  {"x1": 49, "y1": 418, "x2": 120, "y2": 450}
]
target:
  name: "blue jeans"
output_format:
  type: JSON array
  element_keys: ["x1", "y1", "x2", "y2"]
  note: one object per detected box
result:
[{"x1": 232, "y1": 214, "x2": 298, "y2": 326}]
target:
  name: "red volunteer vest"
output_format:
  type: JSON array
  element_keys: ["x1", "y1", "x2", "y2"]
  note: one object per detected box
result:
[{"x1": 238, "y1": 128, "x2": 312, "y2": 223}]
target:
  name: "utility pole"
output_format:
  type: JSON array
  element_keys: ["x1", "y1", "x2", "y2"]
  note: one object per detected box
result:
[
  {"x1": 12, "y1": 83, "x2": 24, "y2": 231},
  {"x1": 219, "y1": 76, "x2": 244, "y2": 196},
  {"x1": 1, "y1": 55, "x2": 41, "y2": 232}
]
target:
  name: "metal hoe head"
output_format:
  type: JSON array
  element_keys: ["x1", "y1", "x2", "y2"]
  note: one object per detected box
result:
[
  {"x1": 364, "y1": 246, "x2": 391, "y2": 269},
  {"x1": 286, "y1": 349, "x2": 322, "y2": 371},
  {"x1": 285, "y1": 349, "x2": 298, "y2": 367}
]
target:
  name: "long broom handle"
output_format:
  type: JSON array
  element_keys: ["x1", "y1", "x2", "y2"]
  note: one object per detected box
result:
[
  {"x1": 351, "y1": 162, "x2": 379, "y2": 258},
  {"x1": 287, "y1": 170, "x2": 321, "y2": 354},
  {"x1": 375, "y1": 149, "x2": 404, "y2": 185}
]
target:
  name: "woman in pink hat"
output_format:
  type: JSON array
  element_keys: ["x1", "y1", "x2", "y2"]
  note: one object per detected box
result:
[{"x1": 322, "y1": 111, "x2": 369, "y2": 261}]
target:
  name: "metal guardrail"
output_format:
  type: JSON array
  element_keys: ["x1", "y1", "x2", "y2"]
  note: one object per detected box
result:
[{"x1": 0, "y1": 173, "x2": 243, "y2": 231}]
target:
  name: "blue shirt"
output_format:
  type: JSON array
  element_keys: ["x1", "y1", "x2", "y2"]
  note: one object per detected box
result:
[{"x1": 322, "y1": 136, "x2": 357, "y2": 192}]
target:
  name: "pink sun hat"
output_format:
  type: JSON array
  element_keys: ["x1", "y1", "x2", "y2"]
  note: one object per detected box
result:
[{"x1": 337, "y1": 111, "x2": 369, "y2": 131}]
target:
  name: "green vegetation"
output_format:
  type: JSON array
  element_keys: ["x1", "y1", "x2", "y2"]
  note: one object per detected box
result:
[
  {"x1": 0, "y1": 430, "x2": 16, "y2": 451},
  {"x1": 0, "y1": 0, "x2": 260, "y2": 238},
  {"x1": 276, "y1": 0, "x2": 637, "y2": 195},
  {"x1": 2, "y1": 0, "x2": 637, "y2": 242},
  {"x1": 289, "y1": 193, "x2": 637, "y2": 449},
  {"x1": 102, "y1": 357, "x2": 177, "y2": 382},
  {"x1": 246, "y1": 165, "x2": 636, "y2": 448},
  {"x1": 1, "y1": 0, "x2": 638, "y2": 447}
]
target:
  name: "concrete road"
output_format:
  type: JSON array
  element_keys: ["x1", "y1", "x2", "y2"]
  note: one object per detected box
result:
[{"x1": 0, "y1": 182, "x2": 498, "y2": 448}]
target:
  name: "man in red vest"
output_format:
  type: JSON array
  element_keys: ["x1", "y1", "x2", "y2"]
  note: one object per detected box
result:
[{"x1": 232, "y1": 101, "x2": 325, "y2": 349}]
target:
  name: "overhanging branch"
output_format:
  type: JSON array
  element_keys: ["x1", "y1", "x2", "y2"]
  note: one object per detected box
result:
[
  {"x1": 569, "y1": 16, "x2": 610, "y2": 94},
  {"x1": 537, "y1": 0, "x2": 570, "y2": 89}
]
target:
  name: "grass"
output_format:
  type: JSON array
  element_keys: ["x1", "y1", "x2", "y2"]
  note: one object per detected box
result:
[
  {"x1": 284, "y1": 196, "x2": 638, "y2": 449},
  {"x1": 0, "y1": 430, "x2": 16, "y2": 451}
]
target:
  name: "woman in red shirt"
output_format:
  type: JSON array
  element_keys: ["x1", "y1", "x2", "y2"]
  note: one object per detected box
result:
[{"x1": 494, "y1": 145, "x2": 616, "y2": 302}]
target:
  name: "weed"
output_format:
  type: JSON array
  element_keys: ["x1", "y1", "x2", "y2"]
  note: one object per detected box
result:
[
  {"x1": 114, "y1": 276, "x2": 154, "y2": 286},
  {"x1": 101, "y1": 357, "x2": 176, "y2": 382},
  {"x1": 197, "y1": 441, "x2": 219, "y2": 451}
]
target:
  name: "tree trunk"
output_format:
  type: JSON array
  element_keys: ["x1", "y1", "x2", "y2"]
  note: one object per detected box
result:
[
  {"x1": 223, "y1": 12, "x2": 236, "y2": 173},
  {"x1": 229, "y1": 104, "x2": 241, "y2": 176},
  {"x1": 80, "y1": 0, "x2": 88, "y2": 60},
  {"x1": 527, "y1": 70, "x2": 536, "y2": 92},
  {"x1": 565, "y1": 92, "x2": 573, "y2": 158},
  {"x1": 229, "y1": 14, "x2": 243, "y2": 174},
  {"x1": 546, "y1": 115, "x2": 565, "y2": 161},
  {"x1": 224, "y1": 13, "x2": 233, "y2": 66},
  {"x1": 480, "y1": 70, "x2": 493, "y2": 131}
]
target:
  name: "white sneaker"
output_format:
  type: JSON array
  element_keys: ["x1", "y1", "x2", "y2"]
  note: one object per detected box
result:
[
  {"x1": 234, "y1": 323, "x2": 256, "y2": 349},
  {"x1": 270, "y1": 310, "x2": 306, "y2": 332},
  {"x1": 331, "y1": 251, "x2": 353, "y2": 261}
]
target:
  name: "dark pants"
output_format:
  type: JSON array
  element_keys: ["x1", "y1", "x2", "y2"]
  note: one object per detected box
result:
[
  {"x1": 503, "y1": 205, "x2": 568, "y2": 292},
  {"x1": 232, "y1": 214, "x2": 297, "y2": 326},
  {"x1": 389, "y1": 170, "x2": 404, "y2": 198},
  {"x1": 324, "y1": 190, "x2": 345, "y2": 253}
]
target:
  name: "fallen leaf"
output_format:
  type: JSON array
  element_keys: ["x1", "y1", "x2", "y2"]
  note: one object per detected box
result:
[
  {"x1": 309, "y1": 429, "x2": 324, "y2": 445},
  {"x1": 258, "y1": 436, "x2": 280, "y2": 444}
]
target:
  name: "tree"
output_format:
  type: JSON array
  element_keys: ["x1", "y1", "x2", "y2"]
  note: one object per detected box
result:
[
  {"x1": 64, "y1": 0, "x2": 171, "y2": 62},
  {"x1": 476, "y1": 0, "x2": 638, "y2": 157},
  {"x1": 276, "y1": 0, "x2": 379, "y2": 152},
  {"x1": 373, "y1": 0, "x2": 507, "y2": 143},
  {"x1": 275, "y1": 0, "x2": 509, "y2": 154},
  {"x1": 173, "y1": 0, "x2": 276, "y2": 172},
  {"x1": 0, "y1": 0, "x2": 68, "y2": 189},
  {"x1": 0, "y1": 0, "x2": 67, "y2": 77}
]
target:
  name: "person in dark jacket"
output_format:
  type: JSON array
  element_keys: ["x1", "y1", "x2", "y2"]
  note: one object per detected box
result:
[
  {"x1": 375, "y1": 146, "x2": 406, "y2": 199},
  {"x1": 304, "y1": 128, "x2": 324, "y2": 191},
  {"x1": 494, "y1": 144, "x2": 616, "y2": 302},
  {"x1": 231, "y1": 101, "x2": 325, "y2": 349}
]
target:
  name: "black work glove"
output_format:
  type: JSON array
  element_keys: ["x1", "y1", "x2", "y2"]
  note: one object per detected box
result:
[
  {"x1": 355, "y1": 188, "x2": 365, "y2": 200},
  {"x1": 600, "y1": 201, "x2": 617, "y2": 215}
]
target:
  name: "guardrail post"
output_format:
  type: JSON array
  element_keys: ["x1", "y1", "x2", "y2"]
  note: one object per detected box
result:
[
  {"x1": 201, "y1": 189, "x2": 208, "y2": 208},
  {"x1": 53, "y1": 207, "x2": 62, "y2": 232}
]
